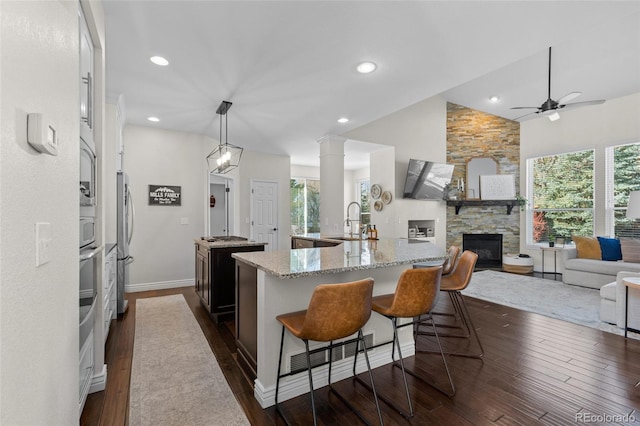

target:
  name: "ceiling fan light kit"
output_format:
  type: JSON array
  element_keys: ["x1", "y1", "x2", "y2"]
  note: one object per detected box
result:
[
  {"x1": 547, "y1": 111, "x2": 560, "y2": 122},
  {"x1": 207, "y1": 100, "x2": 243, "y2": 174},
  {"x1": 512, "y1": 47, "x2": 605, "y2": 121}
]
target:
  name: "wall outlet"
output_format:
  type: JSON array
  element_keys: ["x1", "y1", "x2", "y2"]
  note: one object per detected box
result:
[
  {"x1": 35, "y1": 222, "x2": 51, "y2": 267},
  {"x1": 180, "y1": 217, "x2": 189, "y2": 225}
]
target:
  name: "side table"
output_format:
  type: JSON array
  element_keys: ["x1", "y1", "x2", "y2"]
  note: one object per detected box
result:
[
  {"x1": 622, "y1": 276, "x2": 640, "y2": 338},
  {"x1": 540, "y1": 246, "x2": 563, "y2": 274}
]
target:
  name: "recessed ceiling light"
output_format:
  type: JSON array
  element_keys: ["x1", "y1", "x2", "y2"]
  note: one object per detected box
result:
[
  {"x1": 337, "y1": 117, "x2": 349, "y2": 124},
  {"x1": 150, "y1": 56, "x2": 169, "y2": 66},
  {"x1": 147, "y1": 116, "x2": 160, "y2": 122},
  {"x1": 489, "y1": 96, "x2": 500, "y2": 103},
  {"x1": 356, "y1": 61, "x2": 377, "y2": 74}
]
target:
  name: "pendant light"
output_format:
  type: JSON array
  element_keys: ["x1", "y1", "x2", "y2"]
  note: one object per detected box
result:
[{"x1": 206, "y1": 100, "x2": 243, "y2": 174}]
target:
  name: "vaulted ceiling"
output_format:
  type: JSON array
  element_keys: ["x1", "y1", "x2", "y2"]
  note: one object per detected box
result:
[{"x1": 103, "y1": 1, "x2": 640, "y2": 169}]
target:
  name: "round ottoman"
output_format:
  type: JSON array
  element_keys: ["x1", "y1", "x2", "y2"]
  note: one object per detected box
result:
[{"x1": 503, "y1": 254, "x2": 534, "y2": 274}]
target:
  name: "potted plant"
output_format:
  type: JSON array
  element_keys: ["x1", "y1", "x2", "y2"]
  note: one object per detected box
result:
[{"x1": 548, "y1": 231, "x2": 556, "y2": 247}]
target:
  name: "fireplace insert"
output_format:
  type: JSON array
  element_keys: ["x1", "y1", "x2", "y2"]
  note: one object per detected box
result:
[{"x1": 463, "y1": 233, "x2": 503, "y2": 269}]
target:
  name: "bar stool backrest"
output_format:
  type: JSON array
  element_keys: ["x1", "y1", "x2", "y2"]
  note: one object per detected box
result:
[
  {"x1": 297, "y1": 278, "x2": 374, "y2": 342},
  {"x1": 442, "y1": 245, "x2": 461, "y2": 275},
  {"x1": 443, "y1": 250, "x2": 478, "y2": 291},
  {"x1": 385, "y1": 266, "x2": 442, "y2": 318}
]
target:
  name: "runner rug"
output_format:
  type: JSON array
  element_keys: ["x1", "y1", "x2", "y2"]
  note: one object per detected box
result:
[
  {"x1": 462, "y1": 270, "x2": 638, "y2": 339},
  {"x1": 129, "y1": 294, "x2": 250, "y2": 425}
]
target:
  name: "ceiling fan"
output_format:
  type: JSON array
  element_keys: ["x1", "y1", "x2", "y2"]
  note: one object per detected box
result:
[{"x1": 512, "y1": 47, "x2": 605, "y2": 121}]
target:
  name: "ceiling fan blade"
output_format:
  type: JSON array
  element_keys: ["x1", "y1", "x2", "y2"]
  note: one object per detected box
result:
[
  {"x1": 556, "y1": 91, "x2": 582, "y2": 104},
  {"x1": 510, "y1": 106, "x2": 540, "y2": 110},
  {"x1": 559, "y1": 99, "x2": 606, "y2": 110},
  {"x1": 513, "y1": 111, "x2": 538, "y2": 121}
]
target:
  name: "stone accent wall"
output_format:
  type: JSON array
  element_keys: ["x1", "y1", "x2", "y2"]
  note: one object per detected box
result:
[{"x1": 446, "y1": 103, "x2": 521, "y2": 257}]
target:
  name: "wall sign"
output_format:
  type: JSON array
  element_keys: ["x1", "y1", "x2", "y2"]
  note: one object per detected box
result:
[{"x1": 149, "y1": 185, "x2": 181, "y2": 206}]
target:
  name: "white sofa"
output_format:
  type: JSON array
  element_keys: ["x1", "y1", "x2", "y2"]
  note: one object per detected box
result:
[
  {"x1": 600, "y1": 271, "x2": 640, "y2": 330},
  {"x1": 562, "y1": 247, "x2": 640, "y2": 289}
]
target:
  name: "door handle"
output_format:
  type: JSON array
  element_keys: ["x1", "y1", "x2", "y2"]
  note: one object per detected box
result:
[
  {"x1": 80, "y1": 245, "x2": 104, "y2": 262},
  {"x1": 272, "y1": 228, "x2": 277, "y2": 231}
]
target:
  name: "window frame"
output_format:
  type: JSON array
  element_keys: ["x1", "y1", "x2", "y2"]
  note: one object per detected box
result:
[
  {"x1": 604, "y1": 141, "x2": 640, "y2": 238},
  {"x1": 290, "y1": 177, "x2": 320, "y2": 234},
  {"x1": 525, "y1": 148, "x2": 596, "y2": 245}
]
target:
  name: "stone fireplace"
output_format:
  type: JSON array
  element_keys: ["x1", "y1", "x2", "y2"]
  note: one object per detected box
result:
[
  {"x1": 446, "y1": 102, "x2": 521, "y2": 255},
  {"x1": 463, "y1": 233, "x2": 503, "y2": 269}
]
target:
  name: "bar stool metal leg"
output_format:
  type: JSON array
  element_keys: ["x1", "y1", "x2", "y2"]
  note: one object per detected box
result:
[
  {"x1": 333, "y1": 331, "x2": 384, "y2": 426},
  {"x1": 402, "y1": 313, "x2": 456, "y2": 397}
]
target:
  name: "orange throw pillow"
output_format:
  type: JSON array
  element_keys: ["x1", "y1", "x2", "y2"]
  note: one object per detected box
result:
[{"x1": 573, "y1": 236, "x2": 602, "y2": 259}]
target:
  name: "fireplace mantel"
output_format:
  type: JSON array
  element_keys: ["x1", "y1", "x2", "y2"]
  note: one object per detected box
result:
[{"x1": 447, "y1": 199, "x2": 519, "y2": 215}]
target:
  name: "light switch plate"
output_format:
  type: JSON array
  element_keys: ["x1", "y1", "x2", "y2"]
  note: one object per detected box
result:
[
  {"x1": 35, "y1": 222, "x2": 51, "y2": 266},
  {"x1": 180, "y1": 217, "x2": 189, "y2": 225}
]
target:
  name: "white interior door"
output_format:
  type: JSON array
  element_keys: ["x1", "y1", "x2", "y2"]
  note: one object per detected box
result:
[{"x1": 251, "y1": 180, "x2": 278, "y2": 251}]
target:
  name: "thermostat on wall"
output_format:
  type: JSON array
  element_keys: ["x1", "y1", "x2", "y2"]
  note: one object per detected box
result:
[{"x1": 27, "y1": 113, "x2": 58, "y2": 156}]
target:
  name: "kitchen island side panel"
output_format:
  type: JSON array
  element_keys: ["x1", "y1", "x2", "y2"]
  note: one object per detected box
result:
[{"x1": 236, "y1": 260, "x2": 259, "y2": 381}]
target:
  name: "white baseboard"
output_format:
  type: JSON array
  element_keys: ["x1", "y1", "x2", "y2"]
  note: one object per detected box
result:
[
  {"x1": 126, "y1": 279, "x2": 194, "y2": 293},
  {"x1": 89, "y1": 364, "x2": 107, "y2": 394}
]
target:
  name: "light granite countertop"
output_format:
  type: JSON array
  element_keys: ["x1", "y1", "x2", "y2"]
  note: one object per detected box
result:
[
  {"x1": 194, "y1": 237, "x2": 267, "y2": 249},
  {"x1": 232, "y1": 237, "x2": 445, "y2": 279}
]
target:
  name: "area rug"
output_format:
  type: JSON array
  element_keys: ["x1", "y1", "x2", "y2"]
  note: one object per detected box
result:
[
  {"x1": 129, "y1": 294, "x2": 250, "y2": 426},
  {"x1": 462, "y1": 270, "x2": 638, "y2": 339}
]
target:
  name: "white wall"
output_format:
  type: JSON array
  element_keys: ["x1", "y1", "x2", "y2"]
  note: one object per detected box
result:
[
  {"x1": 519, "y1": 92, "x2": 640, "y2": 265},
  {"x1": 239, "y1": 150, "x2": 291, "y2": 250},
  {"x1": 521, "y1": 93, "x2": 640, "y2": 235},
  {"x1": 123, "y1": 125, "x2": 209, "y2": 289},
  {"x1": 344, "y1": 96, "x2": 448, "y2": 247},
  {"x1": 0, "y1": 0, "x2": 104, "y2": 423}
]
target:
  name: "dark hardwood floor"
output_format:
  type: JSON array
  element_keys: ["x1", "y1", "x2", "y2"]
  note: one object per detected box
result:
[{"x1": 82, "y1": 284, "x2": 640, "y2": 425}]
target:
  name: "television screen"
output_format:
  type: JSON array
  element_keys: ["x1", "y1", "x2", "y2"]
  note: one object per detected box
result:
[{"x1": 402, "y1": 159, "x2": 454, "y2": 200}]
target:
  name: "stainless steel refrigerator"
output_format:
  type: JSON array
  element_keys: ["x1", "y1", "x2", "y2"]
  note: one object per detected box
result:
[{"x1": 117, "y1": 171, "x2": 134, "y2": 315}]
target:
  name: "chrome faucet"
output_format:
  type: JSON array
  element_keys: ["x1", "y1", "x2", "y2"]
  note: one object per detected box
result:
[{"x1": 345, "y1": 201, "x2": 362, "y2": 239}]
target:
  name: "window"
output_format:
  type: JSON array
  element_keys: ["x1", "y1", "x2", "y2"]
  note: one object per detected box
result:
[
  {"x1": 290, "y1": 178, "x2": 320, "y2": 234},
  {"x1": 358, "y1": 179, "x2": 371, "y2": 226},
  {"x1": 605, "y1": 142, "x2": 640, "y2": 238},
  {"x1": 527, "y1": 150, "x2": 595, "y2": 244}
]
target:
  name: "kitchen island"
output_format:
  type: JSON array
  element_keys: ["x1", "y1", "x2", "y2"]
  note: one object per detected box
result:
[
  {"x1": 232, "y1": 237, "x2": 446, "y2": 408},
  {"x1": 194, "y1": 236, "x2": 266, "y2": 323}
]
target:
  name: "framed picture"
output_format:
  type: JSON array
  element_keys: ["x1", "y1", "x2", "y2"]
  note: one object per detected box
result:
[{"x1": 479, "y1": 174, "x2": 516, "y2": 200}]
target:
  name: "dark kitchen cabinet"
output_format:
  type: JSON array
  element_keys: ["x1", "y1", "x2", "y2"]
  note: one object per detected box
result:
[{"x1": 195, "y1": 242, "x2": 264, "y2": 323}]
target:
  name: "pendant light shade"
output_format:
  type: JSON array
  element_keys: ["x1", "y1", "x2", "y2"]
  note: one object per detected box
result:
[{"x1": 207, "y1": 100, "x2": 243, "y2": 174}]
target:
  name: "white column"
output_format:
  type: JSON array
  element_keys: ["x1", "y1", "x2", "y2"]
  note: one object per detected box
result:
[{"x1": 318, "y1": 135, "x2": 345, "y2": 236}]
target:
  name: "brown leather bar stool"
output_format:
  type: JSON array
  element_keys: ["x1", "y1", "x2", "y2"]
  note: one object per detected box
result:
[
  {"x1": 414, "y1": 246, "x2": 461, "y2": 325},
  {"x1": 416, "y1": 250, "x2": 484, "y2": 359},
  {"x1": 275, "y1": 278, "x2": 384, "y2": 426},
  {"x1": 354, "y1": 266, "x2": 455, "y2": 419},
  {"x1": 413, "y1": 245, "x2": 460, "y2": 275}
]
